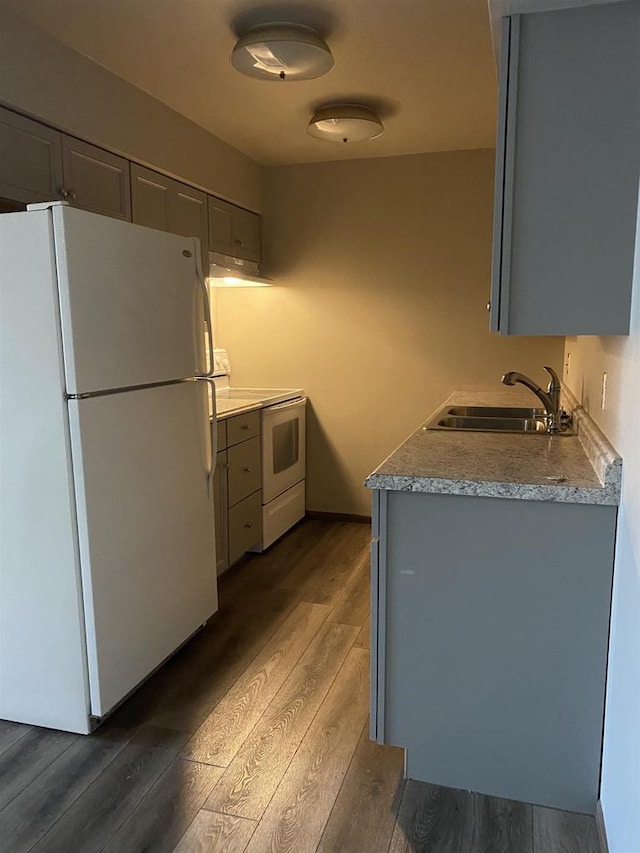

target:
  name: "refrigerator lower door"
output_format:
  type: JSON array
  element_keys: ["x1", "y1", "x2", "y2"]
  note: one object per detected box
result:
[{"x1": 68, "y1": 380, "x2": 217, "y2": 717}]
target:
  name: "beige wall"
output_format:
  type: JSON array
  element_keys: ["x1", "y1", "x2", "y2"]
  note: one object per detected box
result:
[
  {"x1": 0, "y1": 9, "x2": 261, "y2": 210},
  {"x1": 214, "y1": 149, "x2": 563, "y2": 516}
]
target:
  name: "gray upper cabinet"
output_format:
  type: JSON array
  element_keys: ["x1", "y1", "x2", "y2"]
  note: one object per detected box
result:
[
  {"x1": 208, "y1": 196, "x2": 261, "y2": 263},
  {"x1": 131, "y1": 164, "x2": 172, "y2": 231},
  {"x1": 61, "y1": 135, "x2": 131, "y2": 220},
  {"x1": 0, "y1": 106, "x2": 63, "y2": 204},
  {"x1": 490, "y1": 3, "x2": 640, "y2": 336},
  {"x1": 131, "y1": 164, "x2": 208, "y2": 268},
  {"x1": 172, "y1": 185, "x2": 208, "y2": 266},
  {"x1": 0, "y1": 107, "x2": 131, "y2": 220}
]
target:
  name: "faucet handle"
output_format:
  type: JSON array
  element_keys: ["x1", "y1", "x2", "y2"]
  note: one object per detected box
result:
[{"x1": 543, "y1": 365, "x2": 561, "y2": 390}]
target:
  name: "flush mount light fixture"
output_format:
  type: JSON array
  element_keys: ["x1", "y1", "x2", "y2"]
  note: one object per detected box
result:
[
  {"x1": 307, "y1": 104, "x2": 384, "y2": 143},
  {"x1": 231, "y1": 22, "x2": 333, "y2": 81}
]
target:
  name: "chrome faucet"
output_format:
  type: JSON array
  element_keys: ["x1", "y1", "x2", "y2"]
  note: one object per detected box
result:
[{"x1": 501, "y1": 366, "x2": 562, "y2": 432}]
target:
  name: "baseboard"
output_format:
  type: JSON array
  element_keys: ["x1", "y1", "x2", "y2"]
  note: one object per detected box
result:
[
  {"x1": 305, "y1": 510, "x2": 371, "y2": 524},
  {"x1": 596, "y1": 800, "x2": 610, "y2": 853}
]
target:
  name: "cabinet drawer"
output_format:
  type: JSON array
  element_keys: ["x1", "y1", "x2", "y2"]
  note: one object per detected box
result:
[
  {"x1": 228, "y1": 491, "x2": 262, "y2": 565},
  {"x1": 226, "y1": 411, "x2": 260, "y2": 446},
  {"x1": 227, "y1": 436, "x2": 261, "y2": 506},
  {"x1": 216, "y1": 419, "x2": 227, "y2": 451}
]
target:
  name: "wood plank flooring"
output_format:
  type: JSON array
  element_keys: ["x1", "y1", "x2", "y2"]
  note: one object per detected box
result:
[{"x1": 0, "y1": 519, "x2": 601, "y2": 853}]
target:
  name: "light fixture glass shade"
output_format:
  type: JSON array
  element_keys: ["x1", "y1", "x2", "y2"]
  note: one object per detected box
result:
[
  {"x1": 231, "y1": 23, "x2": 333, "y2": 81},
  {"x1": 307, "y1": 104, "x2": 384, "y2": 142}
]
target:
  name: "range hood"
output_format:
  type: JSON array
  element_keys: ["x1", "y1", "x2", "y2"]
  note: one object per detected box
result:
[{"x1": 208, "y1": 251, "x2": 273, "y2": 287}]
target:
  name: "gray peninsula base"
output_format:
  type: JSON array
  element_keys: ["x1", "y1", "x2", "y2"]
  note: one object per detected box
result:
[{"x1": 371, "y1": 489, "x2": 616, "y2": 815}]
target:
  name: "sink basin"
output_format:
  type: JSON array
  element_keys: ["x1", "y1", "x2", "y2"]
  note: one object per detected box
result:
[
  {"x1": 446, "y1": 406, "x2": 546, "y2": 419},
  {"x1": 434, "y1": 415, "x2": 549, "y2": 433},
  {"x1": 426, "y1": 405, "x2": 575, "y2": 435}
]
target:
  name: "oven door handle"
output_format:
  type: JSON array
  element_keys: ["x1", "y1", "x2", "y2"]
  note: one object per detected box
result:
[{"x1": 264, "y1": 397, "x2": 306, "y2": 414}]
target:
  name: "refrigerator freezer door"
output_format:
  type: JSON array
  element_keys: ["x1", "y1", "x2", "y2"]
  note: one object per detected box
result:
[
  {"x1": 68, "y1": 381, "x2": 218, "y2": 717},
  {"x1": 53, "y1": 205, "x2": 205, "y2": 394}
]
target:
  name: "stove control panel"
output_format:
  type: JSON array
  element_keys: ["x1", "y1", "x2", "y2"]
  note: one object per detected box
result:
[{"x1": 213, "y1": 348, "x2": 231, "y2": 376}]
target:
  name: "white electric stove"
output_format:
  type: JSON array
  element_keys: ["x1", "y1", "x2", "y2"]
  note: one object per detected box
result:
[{"x1": 212, "y1": 349, "x2": 306, "y2": 551}]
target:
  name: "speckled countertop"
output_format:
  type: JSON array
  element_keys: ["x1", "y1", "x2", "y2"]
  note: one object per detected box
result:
[{"x1": 365, "y1": 387, "x2": 621, "y2": 506}]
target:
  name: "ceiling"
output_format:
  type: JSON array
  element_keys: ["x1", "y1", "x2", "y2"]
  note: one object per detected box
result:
[{"x1": 2, "y1": 0, "x2": 498, "y2": 166}]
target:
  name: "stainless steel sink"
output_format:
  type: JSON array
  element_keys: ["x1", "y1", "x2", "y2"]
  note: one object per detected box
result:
[
  {"x1": 426, "y1": 405, "x2": 575, "y2": 435},
  {"x1": 435, "y1": 415, "x2": 549, "y2": 433},
  {"x1": 446, "y1": 406, "x2": 546, "y2": 419}
]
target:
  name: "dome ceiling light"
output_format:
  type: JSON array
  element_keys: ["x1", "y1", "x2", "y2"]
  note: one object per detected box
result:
[
  {"x1": 231, "y1": 22, "x2": 334, "y2": 81},
  {"x1": 307, "y1": 104, "x2": 384, "y2": 143}
]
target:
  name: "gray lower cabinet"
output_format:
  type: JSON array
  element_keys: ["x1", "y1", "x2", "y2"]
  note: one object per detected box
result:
[
  {"x1": 228, "y1": 492, "x2": 262, "y2": 566},
  {"x1": 214, "y1": 412, "x2": 262, "y2": 574},
  {"x1": 131, "y1": 164, "x2": 208, "y2": 268},
  {"x1": 208, "y1": 195, "x2": 261, "y2": 263},
  {"x1": 61, "y1": 135, "x2": 131, "y2": 220},
  {"x1": 371, "y1": 489, "x2": 617, "y2": 815},
  {"x1": 0, "y1": 105, "x2": 63, "y2": 204},
  {"x1": 491, "y1": 2, "x2": 640, "y2": 335},
  {"x1": 227, "y1": 437, "x2": 261, "y2": 507}
]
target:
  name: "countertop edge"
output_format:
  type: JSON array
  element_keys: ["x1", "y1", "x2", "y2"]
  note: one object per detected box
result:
[{"x1": 364, "y1": 473, "x2": 620, "y2": 506}]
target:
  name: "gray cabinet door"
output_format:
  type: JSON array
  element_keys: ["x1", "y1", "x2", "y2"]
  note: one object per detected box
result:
[
  {"x1": 208, "y1": 195, "x2": 261, "y2": 263},
  {"x1": 208, "y1": 196, "x2": 235, "y2": 256},
  {"x1": 0, "y1": 106, "x2": 63, "y2": 204},
  {"x1": 131, "y1": 164, "x2": 207, "y2": 267},
  {"x1": 170, "y1": 184, "x2": 208, "y2": 271},
  {"x1": 131, "y1": 163, "x2": 171, "y2": 231},
  {"x1": 234, "y1": 207, "x2": 261, "y2": 262},
  {"x1": 380, "y1": 489, "x2": 616, "y2": 814},
  {"x1": 492, "y1": 3, "x2": 640, "y2": 335},
  {"x1": 227, "y1": 436, "x2": 261, "y2": 507},
  {"x1": 61, "y1": 135, "x2": 131, "y2": 220}
]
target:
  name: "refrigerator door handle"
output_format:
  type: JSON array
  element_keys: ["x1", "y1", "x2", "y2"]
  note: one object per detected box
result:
[
  {"x1": 194, "y1": 240, "x2": 215, "y2": 378},
  {"x1": 196, "y1": 377, "x2": 217, "y2": 497}
]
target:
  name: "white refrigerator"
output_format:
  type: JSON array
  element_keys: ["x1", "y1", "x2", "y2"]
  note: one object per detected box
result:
[{"x1": 0, "y1": 203, "x2": 218, "y2": 734}]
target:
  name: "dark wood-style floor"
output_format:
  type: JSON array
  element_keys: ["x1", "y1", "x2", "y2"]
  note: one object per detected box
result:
[{"x1": 0, "y1": 520, "x2": 601, "y2": 853}]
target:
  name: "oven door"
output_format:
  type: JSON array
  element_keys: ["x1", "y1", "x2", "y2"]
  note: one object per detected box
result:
[{"x1": 261, "y1": 398, "x2": 306, "y2": 503}]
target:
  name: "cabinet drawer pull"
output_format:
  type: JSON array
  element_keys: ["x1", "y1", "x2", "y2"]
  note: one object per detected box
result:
[
  {"x1": 243, "y1": 466, "x2": 252, "y2": 473},
  {"x1": 244, "y1": 522, "x2": 253, "y2": 529},
  {"x1": 241, "y1": 424, "x2": 250, "y2": 430}
]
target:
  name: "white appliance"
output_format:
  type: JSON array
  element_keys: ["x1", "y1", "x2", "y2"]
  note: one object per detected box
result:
[
  {"x1": 213, "y1": 349, "x2": 306, "y2": 549},
  {"x1": 0, "y1": 203, "x2": 218, "y2": 735},
  {"x1": 260, "y1": 396, "x2": 306, "y2": 549}
]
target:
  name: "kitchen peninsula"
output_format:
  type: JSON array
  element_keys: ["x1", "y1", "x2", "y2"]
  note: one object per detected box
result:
[{"x1": 366, "y1": 386, "x2": 621, "y2": 815}]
